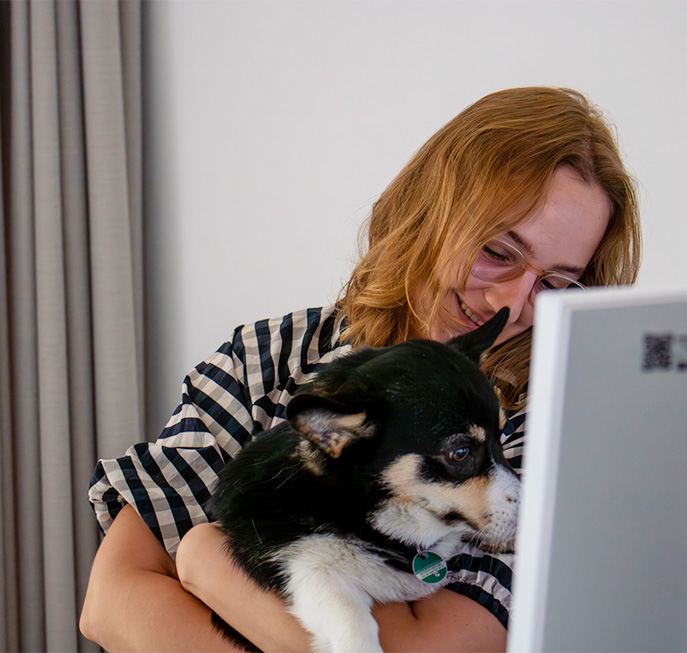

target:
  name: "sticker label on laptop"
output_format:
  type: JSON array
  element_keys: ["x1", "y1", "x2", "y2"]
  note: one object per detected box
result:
[{"x1": 642, "y1": 333, "x2": 687, "y2": 372}]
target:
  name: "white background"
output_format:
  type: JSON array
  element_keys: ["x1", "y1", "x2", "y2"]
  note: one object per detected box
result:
[{"x1": 143, "y1": 0, "x2": 687, "y2": 434}]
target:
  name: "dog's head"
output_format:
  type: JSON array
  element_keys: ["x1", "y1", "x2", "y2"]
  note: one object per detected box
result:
[{"x1": 286, "y1": 307, "x2": 520, "y2": 553}]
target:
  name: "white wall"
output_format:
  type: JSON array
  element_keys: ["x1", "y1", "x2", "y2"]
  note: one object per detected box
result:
[{"x1": 144, "y1": 0, "x2": 687, "y2": 434}]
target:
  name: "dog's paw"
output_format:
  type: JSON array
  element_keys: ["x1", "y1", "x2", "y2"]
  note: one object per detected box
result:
[{"x1": 311, "y1": 629, "x2": 384, "y2": 653}]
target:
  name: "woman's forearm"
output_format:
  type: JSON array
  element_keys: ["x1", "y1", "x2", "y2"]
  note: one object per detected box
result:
[
  {"x1": 177, "y1": 523, "x2": 507, "y2": 653},
  {"x1": 176, "y1": 523, "x2": 314, "y2": 652},
  {"x1": 80, "y1": 505, "x2": 235, "y2": 652},
  {"x1": 374, "y1": 593, "x2": 507, "y2": 652}
]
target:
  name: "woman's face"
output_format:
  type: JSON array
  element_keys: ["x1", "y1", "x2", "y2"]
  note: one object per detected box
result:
[{"x1": 421, "y1": 166, "x2": 612, "y2": 346}]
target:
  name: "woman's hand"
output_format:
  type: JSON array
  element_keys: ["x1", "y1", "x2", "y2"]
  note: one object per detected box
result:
[
  {"x1": 79, "y1": 505, "x2": 235, "y2": 652},
  {"x1": 177, "y1": 523, "x2": 507, "y2": 653}
]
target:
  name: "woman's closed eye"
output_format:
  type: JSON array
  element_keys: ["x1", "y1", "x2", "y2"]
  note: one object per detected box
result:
[{"x1": 482, "y1": 244, "x2": 516, "y2": 265}]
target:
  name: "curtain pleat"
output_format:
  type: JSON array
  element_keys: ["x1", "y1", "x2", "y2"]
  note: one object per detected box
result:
[
  {"x1": 80, "y1": 0, "x2": 144, "y2": 462},
  {"x1": 0, "y1": 29, "x2": 22, "y2": 648},
  {"x1": 0, "y1": 1, "x2": 143, "y2": 650},
  {"x1": 31, "y1": 2, "x2": 81, "y2": 649},
  {"x1": 4, "y1": 2, "x2": 46, "y2": 652},
  {"x1": 54, "y1": 5, "x2": 100, "y2": 651}
]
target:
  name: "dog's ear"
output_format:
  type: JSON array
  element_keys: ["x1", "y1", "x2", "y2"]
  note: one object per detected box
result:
[
  {"x1": 448, "y1": 307, "x2": 510, "y2": 363},
  {"x1": 286, "y1": 394, "x2": 375, "y2": 459}
]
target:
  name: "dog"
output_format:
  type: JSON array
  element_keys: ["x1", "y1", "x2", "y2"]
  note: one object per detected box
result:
[{"x1": 208, "y1": 307, "x2": 520, "y2": 652}]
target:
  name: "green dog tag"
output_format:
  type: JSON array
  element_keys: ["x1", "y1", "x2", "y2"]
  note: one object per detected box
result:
[{"x1": 412, "y1": 551, "x2": 448, "y2": 584}]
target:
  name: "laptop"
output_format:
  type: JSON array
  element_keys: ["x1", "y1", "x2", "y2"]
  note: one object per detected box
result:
[{"x1": 507, "y1": 287, "x2": 687, "y2": 653}]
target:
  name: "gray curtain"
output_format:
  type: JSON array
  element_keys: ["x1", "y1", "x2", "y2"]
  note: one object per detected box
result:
[{"x1": 0, "y1": 1, "x2": 144, "y2": 650}]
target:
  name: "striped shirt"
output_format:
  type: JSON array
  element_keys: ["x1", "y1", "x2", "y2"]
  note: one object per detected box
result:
[{"x1": 88, "y1": 305, "x2": 526, "y2": 628}]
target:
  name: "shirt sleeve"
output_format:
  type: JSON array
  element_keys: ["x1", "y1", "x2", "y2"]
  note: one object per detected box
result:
[
  {"x1": 87, "y1": 331, "x2": 254, "y2": 556},
  {"x1": 87, "y1": 306, "x2": 346, "y2": 557},
  {"x1": 445, "y1": 406, "x2": 526, "y2": 629}
]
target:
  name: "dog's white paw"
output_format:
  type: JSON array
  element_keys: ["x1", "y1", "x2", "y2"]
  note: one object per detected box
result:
[
  {"x1": 281, "y1": 536, "x2": 391, "y2": 652},
  {"x1": 290, "y1": 582, "x2": 384, "y2": 653},
  {"x1": 294, "y1": 597, "x2": 383, "y2": 653},
  {"x1": 311, "y1": 619, "x2": 383, "y2": 653}
]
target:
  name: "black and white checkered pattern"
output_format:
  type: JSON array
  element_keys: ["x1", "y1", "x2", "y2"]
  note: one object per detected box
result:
[{"x1": 88, "y1": 304, "x2": 526, "y2": 628}]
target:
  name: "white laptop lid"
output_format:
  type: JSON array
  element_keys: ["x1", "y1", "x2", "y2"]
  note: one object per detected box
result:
[{"x1": 508, "y1": 287, "x2": 687, "y2": 653}]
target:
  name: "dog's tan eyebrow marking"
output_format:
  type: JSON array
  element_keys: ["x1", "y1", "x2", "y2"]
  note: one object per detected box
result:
[{"x1": 468, "y1": 425, "x2": 486, "y2": 442}]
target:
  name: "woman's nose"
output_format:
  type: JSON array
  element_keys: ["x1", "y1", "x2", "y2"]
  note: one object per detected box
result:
[{"x1": 484, "y1": 271, "x2": 537, "y2": 326}]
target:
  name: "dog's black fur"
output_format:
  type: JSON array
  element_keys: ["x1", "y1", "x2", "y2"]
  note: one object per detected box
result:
[{"x1": 206, "y1": 307, "x2": 519, "y2": 652}]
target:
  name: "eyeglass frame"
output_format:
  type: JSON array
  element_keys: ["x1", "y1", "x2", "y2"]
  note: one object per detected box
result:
[{"x1": 471, "y1": 237, "x2": 587, "y2": 298}]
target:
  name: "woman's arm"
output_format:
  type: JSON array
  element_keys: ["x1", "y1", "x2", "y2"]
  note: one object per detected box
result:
[
  {"x1": 79, "y1": 505, "x2": 236, "y2": 652},
  {"x1": 374, "y1": 592, "x2": 507, "y2": 652},
  {"x1": 176, "y1": 523, "x2": 313, "y2": 652},
  {"x1": 176, "y1": 523, "x2": 507, "y2": 653}
]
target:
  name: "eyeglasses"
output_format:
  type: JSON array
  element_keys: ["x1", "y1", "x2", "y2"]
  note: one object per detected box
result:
[{"x1": 471, "y1": 238, "x2": 586, "y2": 299}]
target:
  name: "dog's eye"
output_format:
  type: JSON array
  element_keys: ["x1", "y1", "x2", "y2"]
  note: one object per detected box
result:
[{"x1": 448, "y1": 447, "x2": 470, "y2": 462}]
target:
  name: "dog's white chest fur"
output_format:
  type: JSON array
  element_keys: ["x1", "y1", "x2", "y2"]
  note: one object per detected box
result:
[{"x1": 276, "y1": 534, "x2": 442, "y2": 653}]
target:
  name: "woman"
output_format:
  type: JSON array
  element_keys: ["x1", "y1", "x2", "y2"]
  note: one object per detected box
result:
[{"x1": 80, "y1": 86, "x2": 641, "y2": 651}]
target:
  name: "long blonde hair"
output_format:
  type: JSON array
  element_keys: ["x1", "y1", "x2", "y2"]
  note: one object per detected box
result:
[{"x1": 338, "y1": 87, "x2": 642, "y2": 409}]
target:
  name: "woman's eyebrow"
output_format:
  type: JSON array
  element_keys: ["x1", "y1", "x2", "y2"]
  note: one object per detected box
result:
[
  {"x1": 506, "y1": 230, "x2": 586, "y2": 277},
  {"x1": 506, "y1": 230, "x2": 532, "y2": 254}
]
